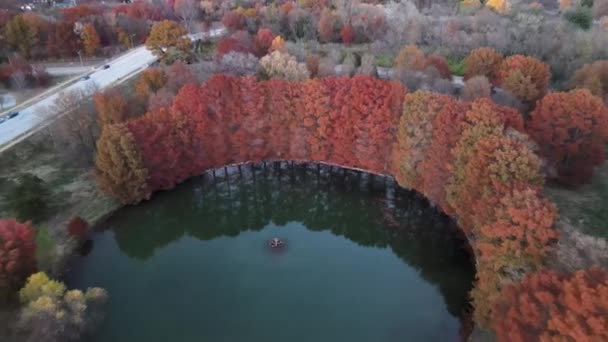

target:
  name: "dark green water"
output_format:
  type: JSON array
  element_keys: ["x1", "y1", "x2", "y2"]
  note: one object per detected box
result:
[{"x1": 66, "y1": 162, "x2": 475, "y2": 342}]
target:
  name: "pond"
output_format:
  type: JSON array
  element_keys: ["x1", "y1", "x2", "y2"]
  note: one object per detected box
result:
[{"x1": 66, "y1": 162, "x2": 475, "y2": 342}]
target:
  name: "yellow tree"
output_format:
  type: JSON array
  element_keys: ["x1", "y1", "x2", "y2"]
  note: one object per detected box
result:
[
  {"x1": 486, "y1": 0, "x2": 509, "y2": 13},
  {"x1": 145, "y1": 20, "x2": 192, "y2": 64},
  {"x1": 4, "y1": 15, "x2": 39, "y2": 59},
  {"x1": 81, "y1": 24, "x2": 101, "y2": 57},
  {"x1": 95, "y1": 124, "x2": 150, "y2": 204}
]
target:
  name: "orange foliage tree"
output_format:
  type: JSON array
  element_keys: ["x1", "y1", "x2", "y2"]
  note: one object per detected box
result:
[
  {"x1": 464, "y1": 47, "x2": 503, "y2": 82},
  {"x1": 497, "y1": 55, "x2": 550, "y2": 103},
  {"x1": 0, "y1": 219, "x2": 36, "y2": 296},
  {"x1": 455, "y1": 135, "x2": 544, "y2": 233},
  {"x1": 94, "y1": 88, "x2": 129, "y2": 126},
  {"x1": 391, "y1": 91, "x2": 455, "y2": 189},
  {"x1": 528, "y1": 89, "x2": 608, "y2": 185},
  {"x1": 446, "y1": 99, "x2": 524, "y2": 227},
  {"x1": 492, "y1": 268, "x2": 608, "y2": 342},
  {"x1": 81, "y1": 23, "x2": 100, "y2": 57},
  {"x1": 135, "y1": 68, "x2": 168, "y2": 100},
  {"x1": 569, "y1": 60, "x2": 608, "y2": 103}
]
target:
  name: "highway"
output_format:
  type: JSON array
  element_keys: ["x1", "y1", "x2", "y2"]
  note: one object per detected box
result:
[{"x1": 0, "y1": 27, "x2": 225, "y2": 151}]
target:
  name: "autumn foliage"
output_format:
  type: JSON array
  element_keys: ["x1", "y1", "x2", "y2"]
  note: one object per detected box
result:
[
  {"x1": 464, "y1": 47, "x2": 503, "y2": 82},
  {"x1": 492, "y1": 268, "x2": 608, "y2": 342},
  {"x1": 94, "y1": 89, "x2": 129, "y2": 126},
  {"x1": 0, "y1": 219, "x2": 36, "y2": 296},
  {"x1": 497, "y1": 55, "x2": 551, "y2": 102},
  {"x1": 95, "y1": 75, "x2": 570, "y2": 337},
  {"x1": 67, "y1": 217, "x2": 89, "y2": 242},
  {"x1": 528, "y1": 89, "x2": 608, "y2": 185}
]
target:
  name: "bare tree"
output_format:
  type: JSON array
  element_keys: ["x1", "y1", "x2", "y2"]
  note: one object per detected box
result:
[
  {"x1": 175, "y1": 0, "x2": 200, "y2": 32},
  {"x1": 43, "y1": 84, "x2": 100, "y2": 165}
]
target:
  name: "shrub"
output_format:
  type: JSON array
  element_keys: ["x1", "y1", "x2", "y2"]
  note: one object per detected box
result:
[
  {"x1": 0, "y1": 219, "x2": 36, "y2": 296},
  {"x1": 7, "y1": 174, "x2": 51, "y2": 223},
  {"x1": 528, "y1": 89, "x2": 608, "y2": 185},
  {"x1": 18, "y1": 272, "x2": 108, "y2": 342},
  {"x1": 448, "y1": 57, "x2": 466, "y2": 77}
]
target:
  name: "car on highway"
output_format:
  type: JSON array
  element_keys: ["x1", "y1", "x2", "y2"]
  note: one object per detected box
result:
[
  {"x1": 8, "y1": 111, "x2": 19, "y2": 119},
  {"x1": 103, "y1": 64, "x2": 110, "y2": 69},
  {"x1": 82, "y1": 75, "x2": 90, "y2": 81}
]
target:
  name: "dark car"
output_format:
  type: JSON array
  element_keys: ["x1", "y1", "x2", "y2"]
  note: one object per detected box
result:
[
  {"x1": 103, "y1": 64, "x2": 110, "y2": 69},
  {"x1": 8, "y1": 111, "x2": 19, "y2": 119},
  {"x1": 82, "y1": 75, "x2": 90, "y2": 81}
]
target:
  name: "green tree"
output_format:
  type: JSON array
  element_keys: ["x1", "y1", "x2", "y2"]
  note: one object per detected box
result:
[{"x1": 8, "y1": 174, "x2": 51, "y2": 223}]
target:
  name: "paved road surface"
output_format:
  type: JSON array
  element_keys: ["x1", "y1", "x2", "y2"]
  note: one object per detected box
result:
[
  {"x1": 46, "y1": 66, "x2": 95, "y2": 76},
  {"x1": 0, "y1": 27, "x2": 226, "y2": 151},
  {"x1": 0, "y1": 47, "x2": 156, "y2": 148}
]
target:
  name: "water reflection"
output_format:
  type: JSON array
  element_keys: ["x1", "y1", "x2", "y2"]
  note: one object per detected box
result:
[{"x1": 104, "y1": 162, "x2": 474, "y2": 318}]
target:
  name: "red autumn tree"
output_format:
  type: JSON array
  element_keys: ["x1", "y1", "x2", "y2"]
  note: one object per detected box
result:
[
  {"x1": 67, "y1": 216, "x2": 89, "y2": 242},
  {"x1": 165, "y1": 61, "x2": 195, "y2": 93},
  {"x1": 317, "y1": 8, "x2": 339, "y2": 43},
  {"x1": 351, "y1": 76, "x2": 404, "y2": 173},
  {"x1": 254, "y1": 28, "x2": 274, "y2": 57},
  {"x1": 425, "y1": 54, "x2": 452, "y2": 80},
  {"x1": 135, "y1": 68, "x2": 167, "y2": 100},
  {"x1": 325, "y1": 77, "x2": 357, "y2": 166},
  {"x1": 94, "y1": 88, "x2": 130, "y2": 127},
  {"x1": 0, "y1": 219, "x2": 36, "y2": 295},
  {"x1": 492, "y1": 268, "x2": 608, "y2": 342},
  {"x1": 464, "y1": 47, "x2": 503, "y2": 82},
  {"x1": 215, "y1": 36, "x2": 255, "y2": 61},
  {"x1": 305, "y1": 78, "x2": 333, "y2": 162},
  {"x1": 340, "y1": 24, "x2": 355, "y2": 45},
  {"x1": 471, "y1": 184, "x2": 558, "y2": 326},
  {"x1": 420, "y1": 101, "x2": 470, "y2": 213},
  {"x1": 126, "y1": 108, "x2": 187, "y2": 191},
  {"x1": 528, "y1": 89, "x2": 608, "y2": 185},
  {"x1": 222, "y1": 11, "x2": 245, "y2": 32},
  {"x1": 497, "y1": 55, "x2": 551, "y2": 103}
]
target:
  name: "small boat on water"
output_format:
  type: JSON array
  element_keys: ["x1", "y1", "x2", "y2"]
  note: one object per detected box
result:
[{"x1": 269, "y1": 237, "x2": 285, "y2": 248}]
